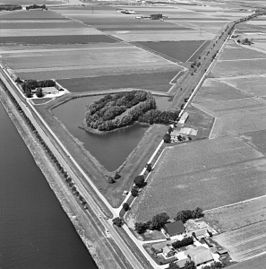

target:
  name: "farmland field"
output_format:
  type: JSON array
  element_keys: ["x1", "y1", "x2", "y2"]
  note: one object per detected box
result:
[
  {"x1": 214, "y1": 221, "x2": 266, "y2": 261},
  {"x1": 0, "y1": 21, "x2": 83, "y2": 29},
  {"x1": 0, "y1": 10, "x2": 67, "y2": 20},
  {"x1": 222, "y1": 75, "x2": 266, "y2": 97},
  {"x1": 212, "y1": 58, "x2": 266, "y2": 77},
  {"x1": 135, "y1": 40, "x2": 207, "y2": 62},
  {"x1": 219, "y1": 43, "x2": 266, "y2": 60},
  {"x1": 106, "y1": 30, "x2": 215, "y2": 42},
  {"x1": 0, "y1": 28, "x2": 103, "y2": 37},
  {"x1": 130, "y1": 136, "x2": 266, "y2": 222},
  {"x1": 0, "y1": 35, "x2": 117, "y2": 45},
  {"x1": 57, "y1": 71, "x2": 177, "y2": 93},
  {"x1": 6, "y1": 43, "x2": 179, "y2": 81}
]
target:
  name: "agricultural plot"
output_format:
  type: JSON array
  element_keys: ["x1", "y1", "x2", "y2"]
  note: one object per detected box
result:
[
  {"x1": 219, "y1": 43, "x2": 266, "y2": 61},
  {"x1": 130, "y1": 136, "x2": 266, "y2": 222},
  {"x1": 205, "y1": 196, "x2": 266, "y2": 233},
  {"x1": 211, "y1": 58, "x2": 266, "y2": 77},
  {"x1": 0, "y1": 21, "x2": 83, "y2": 29},
  {"x1": 57, "y1": 71, "x2": 177, "y2": 93},
  {"x1": 0, "y1": 28, "x2": 103, "y2": 37},
  {"x1": 222, "y1": 75, "x2": 266, "y2": 97},
  {"x1": 135, "y1": 40, "x2": 207, "y2": 63},
  {"x1": 229, "y1": 254, "x2": 266, "y2": 269},
  {"x1": 214, "y1": 222, "x2": 266, "y2": 261},
  {"x1": 108, "y1": 30, "x2": 215, "y2": 42},
  {"x1": 10, "y1": 44, "x2": 179, "y2": 80},
  {"x1": 0, "y1": 10, "x2": 67, "y2": 20},
  {"x1": 0, "y1": 35, "x2": 117, "y2": 45}
]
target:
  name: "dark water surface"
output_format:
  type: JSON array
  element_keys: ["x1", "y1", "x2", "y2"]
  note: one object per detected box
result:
[
  {"x1": 0, "y1": 102, "x2": 96, "y2": 268},
  {"x1": 53, "y1": 97, "x2": 148, "y2": 171}
]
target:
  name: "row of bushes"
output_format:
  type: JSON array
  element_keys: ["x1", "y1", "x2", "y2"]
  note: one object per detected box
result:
[
  {"x1": 172, "y1": 236, "x2": 193, "y2": 249},
  {"x1": 0, "y1": 4, "x2": 22, "y2": 11},
  {"x1": 26, "y1": 4, "x2": 47, "y2": 10}
]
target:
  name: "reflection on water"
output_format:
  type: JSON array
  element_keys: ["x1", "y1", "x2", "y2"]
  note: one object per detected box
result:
[{"x1": 53, "y1": 97, "x2": 148, "y2": 171}]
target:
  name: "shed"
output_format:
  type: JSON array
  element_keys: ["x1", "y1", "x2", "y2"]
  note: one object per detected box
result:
[{"x1": 164, "y1": 221, "x2": 185, "y2": 237}]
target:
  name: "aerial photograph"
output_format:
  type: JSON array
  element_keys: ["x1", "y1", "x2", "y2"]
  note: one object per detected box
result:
[{"x1": 1, "y1": 0, "x2": 266, "y2": 268}]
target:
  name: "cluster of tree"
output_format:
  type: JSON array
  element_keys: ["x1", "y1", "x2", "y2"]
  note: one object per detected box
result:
[
  {"x1": 26, "y1": 4, "x2": 47, "y2": 10},
  {"x1": 106, "y1": 171, "x2": 121, "y2": 184},
  {"x1": 16, "y1": 79, "x2": 55, "y2": 98},
  {"x1": 168, "y1": 261, "x2": 196, "y2": 269},
  {"x1": 202, "y1": 262, "x2": 224, "y2": 269},
  {"x1": 113, "y1": 217, "x2": 123, "y2": 227},
  {"x1": 175, "y1": 207, "x2": 204, "y2": 223},
  {"x1": 85, "y1": 90, "x2": 180, "y2": 132},
  {"x1": 0, "y1": 4, "x2": 22, "y2": 11},
  {"x1": 1, "y1": 78, "x2": 89, "y2": 211},
  {"x1": 135, "y1": 212, "x2": 170, "y2": 234},
  {"x1": 20, "y1": 79, "x2": 55, "y2": 90},
  {"x1": 138, "y1": 109, "x2": 180, "y2": 125},
  {"x1": 172, "y1": 236, "x2": 193, "y2": 249},
  {"x1": 85, "y1": 91, "x2": 156, "y2": 131},
  {"x1": 130, "y1": 174, "x2": 146, "y2": 198}
]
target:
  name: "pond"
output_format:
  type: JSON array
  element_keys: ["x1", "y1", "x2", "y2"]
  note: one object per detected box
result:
[{"x1": 53, "y1": 96, "x2": 148, "y2": 171}]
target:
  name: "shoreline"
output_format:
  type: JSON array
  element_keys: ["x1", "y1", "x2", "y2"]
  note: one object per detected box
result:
[{"x1": 0, "y1": 81, "x2": 128, "y2": 269}]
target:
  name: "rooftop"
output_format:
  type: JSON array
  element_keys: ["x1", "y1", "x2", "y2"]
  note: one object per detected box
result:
[{"x1": 186, "y1": 246, "x2": 214, "y2": 266}]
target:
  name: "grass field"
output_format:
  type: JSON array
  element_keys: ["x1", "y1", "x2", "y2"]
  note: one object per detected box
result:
[
  {"x1": 57, "y1": 71, "x2": 177, "y2": 93},
  {"x1": 130, "y1": 136, "x2": 266, "y2": 222},
  {"x1": 229, "y1": 254, "x2": 266, "y2": 269},
  {"x1": 135, "y1": 40, "x2": 206, "y2": 62}
]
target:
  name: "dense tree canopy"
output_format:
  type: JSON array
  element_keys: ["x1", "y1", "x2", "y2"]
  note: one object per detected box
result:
[
  {"x1": 150, "y1": 212, "x2": 169, "y2": 230},
  {"x1": 85, "y1": 90, "x2": 180, "y2": 132}
]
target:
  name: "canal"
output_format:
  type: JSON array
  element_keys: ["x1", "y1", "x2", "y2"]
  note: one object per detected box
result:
[{"x1": 0, "y1": 100, "x2": 97, "y2": 268}]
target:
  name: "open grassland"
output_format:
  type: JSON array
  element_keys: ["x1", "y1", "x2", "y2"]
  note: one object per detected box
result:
[
  {"x1": 130, "y1": 136, "x2": 266, "y2": 222},
  {"x1": 57, "y1": 71, "x2": 177, "y2": 93},
  {"x1": 135, "y1": 40, "x2": 207, "y2": 63},
  {"x1": 107, "y1": 30, "x2": 215, "y2": 42},
  {"x1": 212, "y1": 58, "x2": 266, "y2": 77},
  {"x1": 219, "y1": 42, "x2": 266, "y2": 60},
  {"x1": 214, "y1": 221, "x2": 266, "y2": 261}
]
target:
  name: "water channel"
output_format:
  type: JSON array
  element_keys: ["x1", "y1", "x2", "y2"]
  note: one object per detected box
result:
[{"x1": 0, "y1": 101, "x2": 96, "y2": 268}]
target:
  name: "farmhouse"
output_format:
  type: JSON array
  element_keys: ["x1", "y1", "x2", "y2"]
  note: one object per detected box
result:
[
  {"x1": 186, "y1": 246, "x2": 214, "y2": 266},
  {"x1": 164, "y1": 221, "x2": 185, "y2": 237}
]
